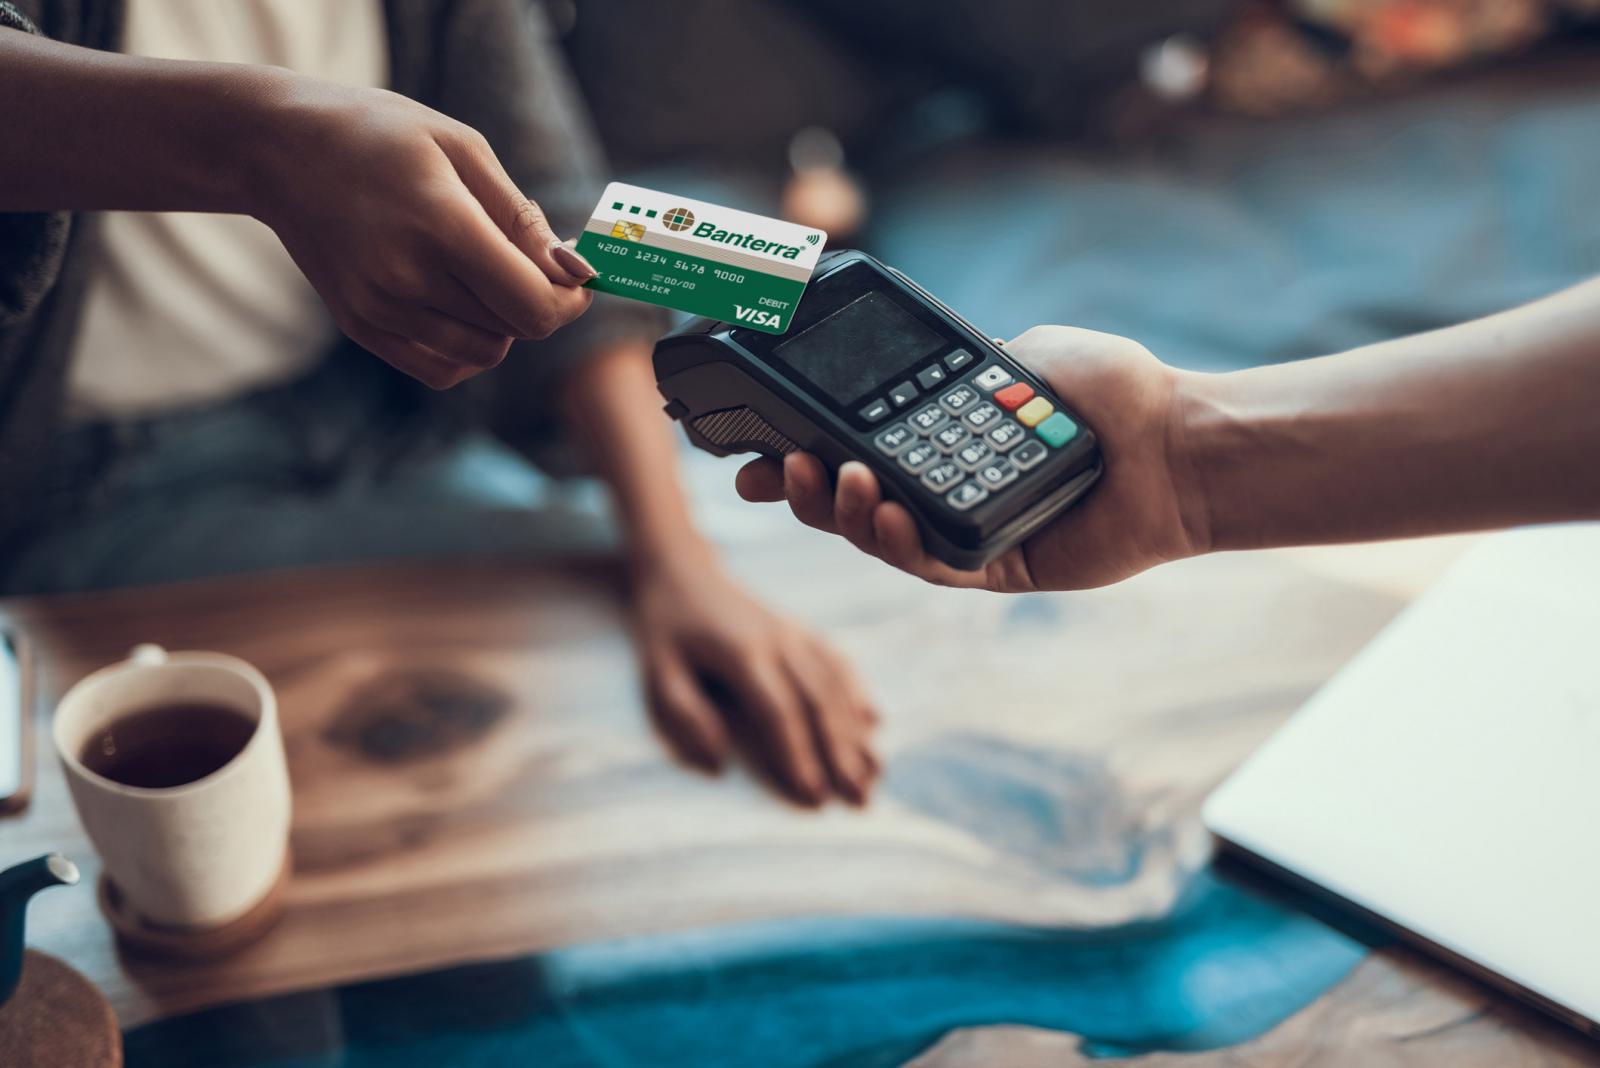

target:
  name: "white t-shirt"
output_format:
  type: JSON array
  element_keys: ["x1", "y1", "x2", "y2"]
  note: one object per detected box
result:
[{"x1": 66, "y1": 0, "x2": 389, "y2": 420}]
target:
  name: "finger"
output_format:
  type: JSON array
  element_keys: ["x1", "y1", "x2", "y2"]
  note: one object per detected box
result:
[
  {"x1": 1006, "y1": 323, "x2": 1123, "y2": 369},
  {"x1": 833, "y1": 461, "x2": 884, "y2": 557},
  {"x1": 553, "y1": 237, "x2": 601, "y2": 288},
  {"x1": 342, "y1": 317, "x2": 477, "y2": 390},
  {"x1": 449, "y1": 248, "x2": 592, "y2": 342},
  {"x1": 369, "y1": 304, "x2": 512, "y2": 369},
  {"x1": 725, "y1": 656, "x2": 827, "y2": 806},
  {"x1": 872, "y1": 502, "x2": 928, "y2": 574},
  {"x1": 644, "y1": 646, "x2": 730, "y2": 772},
  {"x1": 736, "y1": 457, "x2": 786, "y2": 503},
  {"x1": 786, "y1": 640, "x2": 877, "y2": 805},
  {"x1": 819, "y1": 634, "x2": 880, "y2": 729},
  {"x1": 783, "y1": 452, "x2": 837, "y2": 534},
  {"x1": 429, "y1": 275, "x2": 526, "y2": 337},
  {"x1": 420, "y1": 163, "x2": 591, "y2": 337},
  {"x1": 436, "y1": 128, "x2": 597, "y2": 287},
  {"x1": 872, "y1": 502, "x2": 991, "y2": 589}
]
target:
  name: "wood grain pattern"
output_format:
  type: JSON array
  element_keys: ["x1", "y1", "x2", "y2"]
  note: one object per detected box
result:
[{"x1": 1, "y1": 518, "x2": 1592, "y2": 1062}]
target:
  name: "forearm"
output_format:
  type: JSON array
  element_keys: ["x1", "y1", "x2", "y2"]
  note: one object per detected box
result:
[
  {"x1": 0, "y1": 28, "x2": 279, "y2": 213},
  {"x1": 1184, "y1": 278, "x2": 1600, "y2": 551},
  {"x1": 559, "y1": 342, "x2": 715, "y2": 573}
]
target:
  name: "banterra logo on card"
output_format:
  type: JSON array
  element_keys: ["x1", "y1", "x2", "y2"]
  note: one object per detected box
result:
[{"x1": 577, "y1": 182, "x2": 826, "y2": 334}]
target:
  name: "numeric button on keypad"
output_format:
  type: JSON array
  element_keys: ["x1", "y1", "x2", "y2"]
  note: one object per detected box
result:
[
  {"x1": 986, "y1": 420, "x2": 1026, "y2": 452},
  {"x1": 1010, "y1": 439, "x2": 1048, "y2": 471},
  {"x1": 963, "y1": 402, "x2": 1001, "y2": 431},
  {"x1": 874, "y1": 423, "x2": 915, "y2": 456},
  {"x1": 932, "y1": 423, "x2": 971, "y2": 452},
  {"x1": 921, "y1": 460, "x2": 962, "y2": 491},
  {"x1": 974, "y1": 365, "x2": 1013, "y2": 391},
  {"x1": 938, "y1": 384, "x2": 979, "y2": 415},
  {"x1": 899, "y1": 442, "x2": 939, "y2": 473},
  {"x1": 976, "y1": 459, "x2": 1017, "y2": 491},
  {"x1": 947, "y1": 480, "x2": 989, "y2": 511},
  {"x1": 909, "y1": 403, "x2": 949, "y2": 434},
  {"x1": 955, "y1": 439, "x2": 994, "y2": 470}
]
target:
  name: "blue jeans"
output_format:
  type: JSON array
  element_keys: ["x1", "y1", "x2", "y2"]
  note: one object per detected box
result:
[{"x1": 7, "y1": 355, "x2": 616, "y2": 595}]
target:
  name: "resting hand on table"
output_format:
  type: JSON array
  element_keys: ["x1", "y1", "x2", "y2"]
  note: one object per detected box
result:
[
  {"x1": 562, "y1": 344, "x2": 880, "y2": 808},
  {"x1": 631, "y1": 559, "x2": 879, "y2": 807},
  {"x1": 735, "y1": 326, "x2": 1204, "y2": 593}
]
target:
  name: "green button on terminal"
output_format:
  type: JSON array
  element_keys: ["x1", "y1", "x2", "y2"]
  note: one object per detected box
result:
[{"x1": 1035, "y1": 411, "x2": 1079, "y2": 448}]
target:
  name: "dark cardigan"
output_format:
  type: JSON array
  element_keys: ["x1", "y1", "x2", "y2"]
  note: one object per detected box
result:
[{"x1": 0, "y1": 0, "x2": 664, "y2": 548}]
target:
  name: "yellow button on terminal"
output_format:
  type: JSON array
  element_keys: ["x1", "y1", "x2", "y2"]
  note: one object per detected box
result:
[{"x1": 1016, "y1": 397, "x2": 1054, "y2": 427}]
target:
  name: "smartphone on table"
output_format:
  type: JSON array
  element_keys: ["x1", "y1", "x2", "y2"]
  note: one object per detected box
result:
[{"x1": 1, "y1": 627, "x2": 33, "y2": 815}]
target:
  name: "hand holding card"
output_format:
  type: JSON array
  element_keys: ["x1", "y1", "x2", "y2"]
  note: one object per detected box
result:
[{"x1": 249, "y1": 77, "x2": 594, "y2": 389}]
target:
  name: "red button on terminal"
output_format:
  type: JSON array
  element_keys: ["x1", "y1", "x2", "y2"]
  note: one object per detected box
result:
[{"x1": 994, "y1": 383, "x2": 1035, "y2": 411}]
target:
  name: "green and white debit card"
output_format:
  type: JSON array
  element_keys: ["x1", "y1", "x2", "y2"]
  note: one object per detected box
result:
[{"x1": 577, "y1": 182, "x2": 827, "y2": 335}]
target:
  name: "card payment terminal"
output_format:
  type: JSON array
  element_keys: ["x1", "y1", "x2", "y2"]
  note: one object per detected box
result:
[{"x1": 653, "y1": 250, "x2": 1103, "y2": 570}]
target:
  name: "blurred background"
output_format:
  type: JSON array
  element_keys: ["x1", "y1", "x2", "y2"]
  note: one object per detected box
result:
[{"x1": 550, "y1": 0, "x2": 1600, "y2": 372}]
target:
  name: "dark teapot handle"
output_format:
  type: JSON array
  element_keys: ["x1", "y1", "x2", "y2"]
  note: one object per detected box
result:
[{"x1": 0, "y1": 853, "x2": 79, "y2": 1007}]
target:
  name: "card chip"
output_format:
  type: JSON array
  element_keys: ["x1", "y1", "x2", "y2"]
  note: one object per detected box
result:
[{"x1": 610, "y1": 220, "x2": 646, "y2": 241}]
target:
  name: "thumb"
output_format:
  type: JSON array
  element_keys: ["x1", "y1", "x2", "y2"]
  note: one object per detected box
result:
[
  {"x1": 1006, "y1": 325, "x2": 1143, "y2": 380},
  {"x1": 438, "y1": 128, "x2": 597, "y2": 287}
]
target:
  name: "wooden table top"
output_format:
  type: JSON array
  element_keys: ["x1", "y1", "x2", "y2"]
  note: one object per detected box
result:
[{"x1": 3, "y1": 512, "x2": 1596, "y2": 1064}]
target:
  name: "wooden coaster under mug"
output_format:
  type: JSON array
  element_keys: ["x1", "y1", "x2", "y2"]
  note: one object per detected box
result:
[{"x1": 98, "y1": 852, "x2": 290, "y2": 960}]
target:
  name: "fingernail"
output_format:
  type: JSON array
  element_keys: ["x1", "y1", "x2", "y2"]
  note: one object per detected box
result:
[{"x1": 551, "y1": 242, "x2": 598, "y2": 282}]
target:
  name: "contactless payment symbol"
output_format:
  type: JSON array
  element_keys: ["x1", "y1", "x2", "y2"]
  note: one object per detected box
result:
[{"x1": 661, "y1": 206, "x2": 696, "y2": 232}]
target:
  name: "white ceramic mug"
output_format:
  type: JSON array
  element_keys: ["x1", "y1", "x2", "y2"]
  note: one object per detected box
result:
[{"x1": 52, "y1": 644, "x2": 291, "y2": 929}]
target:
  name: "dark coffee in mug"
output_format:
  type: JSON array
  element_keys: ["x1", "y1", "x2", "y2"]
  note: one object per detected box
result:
[{"x1": 79, "y1": 703, "x2": 257, "y2": 789}]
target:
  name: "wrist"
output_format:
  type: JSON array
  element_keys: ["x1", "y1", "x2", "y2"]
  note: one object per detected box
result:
[
  {"x1": 139, "y1": 60, "x2": 299, "y2": 217},
  {"x1": 626, "y1": 527, "x2": 720, "y2": 587},
  {"x1": 230, "y1": 66, "x2": 314, "y2": 223},
  {"x1": 1173, "y1": 358, "x2": 1335, "y2": 555},
  {"x1": 1162, "y1": 368, "x2": 1225, "y2": 559}
]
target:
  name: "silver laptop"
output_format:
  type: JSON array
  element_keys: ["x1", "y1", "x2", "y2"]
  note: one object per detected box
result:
[{"x1": 1205, "y1": 523, "x2": 1600, "y2": 1037}]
